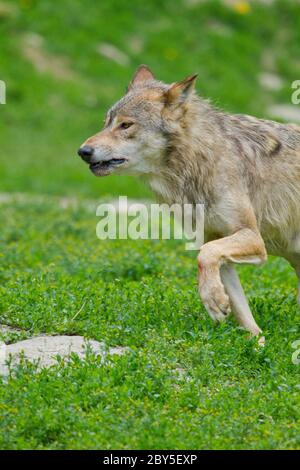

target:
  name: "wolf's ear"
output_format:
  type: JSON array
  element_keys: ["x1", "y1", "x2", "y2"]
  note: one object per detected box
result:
[
  {"x1": 127, "y1": 65, "x2": 155, "y2": 91},
  {"x1": 165, "y1": 74, "x2": 198, "y2": 105}
]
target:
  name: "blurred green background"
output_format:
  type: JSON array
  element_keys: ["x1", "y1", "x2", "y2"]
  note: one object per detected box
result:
[{"x1": 1, "y1": 0, "x2": 300, "y2": 199}]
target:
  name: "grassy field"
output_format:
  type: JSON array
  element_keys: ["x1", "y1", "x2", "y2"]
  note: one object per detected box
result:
[{"x1": 0, "y1": 0, "x2": 299, "y2": 449}]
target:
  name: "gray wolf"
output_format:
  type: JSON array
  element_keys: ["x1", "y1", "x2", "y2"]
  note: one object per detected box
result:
[{"x1": 78, "y1": 65, "x2": 300, "y2": 342}]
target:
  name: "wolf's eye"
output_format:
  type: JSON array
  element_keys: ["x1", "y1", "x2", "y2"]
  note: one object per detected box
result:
[{"x1": 119, "y1": 122, "x2": 133, "y2": 130}]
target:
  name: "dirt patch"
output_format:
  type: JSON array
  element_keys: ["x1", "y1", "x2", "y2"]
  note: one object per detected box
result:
[{"x1": 21, "y1": 32, "x2": 76, "y2": 81}]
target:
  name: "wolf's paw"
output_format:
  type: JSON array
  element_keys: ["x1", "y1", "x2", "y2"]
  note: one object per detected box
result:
[
  {"x1": 199, "y1": 278, "x2": 231, "y2": 322},
  {"x1": 257, "y1": 335, "x2": 265, "y2": 347}
]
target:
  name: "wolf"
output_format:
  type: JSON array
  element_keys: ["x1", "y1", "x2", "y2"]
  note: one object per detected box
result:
[{"x1": 78, "y1": 65, "x2": 300, "y2": 342}]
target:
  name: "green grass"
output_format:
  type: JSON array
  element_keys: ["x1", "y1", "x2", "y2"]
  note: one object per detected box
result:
[
  {"x1": 0, "y1": 0, "x2": 300, "y2": 450},
  {"x1": 0, "y1": 198, "x2": 299, "y2": 449}
]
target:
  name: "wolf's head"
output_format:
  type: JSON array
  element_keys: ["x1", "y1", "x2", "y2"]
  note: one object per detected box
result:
[{"x1": 78, "y1": 65, "x2": 198, "y2": 176}]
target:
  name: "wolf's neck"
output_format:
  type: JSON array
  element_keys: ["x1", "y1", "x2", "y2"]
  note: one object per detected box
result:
[{"x1": 149, "y1": 97, "x2": 220, "y2": 205}]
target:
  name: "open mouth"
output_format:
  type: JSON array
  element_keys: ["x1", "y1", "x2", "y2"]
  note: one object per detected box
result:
[{"x1": 89, "y1": 158, "x2": 126, "y2": 174}]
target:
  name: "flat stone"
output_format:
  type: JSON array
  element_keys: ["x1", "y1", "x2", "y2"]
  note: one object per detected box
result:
[{"x1": 0, "y1": 335, "x2": 129, "y2": 376}]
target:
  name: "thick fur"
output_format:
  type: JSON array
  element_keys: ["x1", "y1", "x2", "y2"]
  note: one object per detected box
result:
[{"x1": 79, "y1": 65, "x2": 300, "y2": 340}]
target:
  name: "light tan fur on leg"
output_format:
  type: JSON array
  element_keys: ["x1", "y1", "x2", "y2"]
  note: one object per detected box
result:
[
  {"x1": 220, "y1": 264, "x2": 263, "y2": 339},
  {"x1": 287, "y1": 254, "x2": 300, "y2": 306},
  {"x1": 198, "y1": 227, "x2": 267, "y2": 335}
]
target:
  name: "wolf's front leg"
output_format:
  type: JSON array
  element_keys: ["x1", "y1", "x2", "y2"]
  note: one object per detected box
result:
[
  {"x1": 197, "y1": 228, "x2": 267, "y2": 336},
  {"x1": 220, "y1": 264, "x2": 263, "y2": 337}
]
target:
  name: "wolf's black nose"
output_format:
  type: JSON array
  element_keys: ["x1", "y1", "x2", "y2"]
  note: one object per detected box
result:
[{"x1": 78, "y1": 145, "x2": 94, "y2": 162}]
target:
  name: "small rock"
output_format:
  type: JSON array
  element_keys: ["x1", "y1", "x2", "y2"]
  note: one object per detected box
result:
[
  {"x1": 268, "y1": 104, "x2": 300, "y2": 123},
  {"x1": 259, "y1": 72, "x2": 283, "y2": 91},
  {"x1": 96, "y1": 43, "x2": 130, "y2": 67}
]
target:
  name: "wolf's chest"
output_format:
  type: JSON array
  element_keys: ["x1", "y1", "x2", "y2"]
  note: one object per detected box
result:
[{"x1": 149, "y1": 177, "x2": 177, "y2": 203}]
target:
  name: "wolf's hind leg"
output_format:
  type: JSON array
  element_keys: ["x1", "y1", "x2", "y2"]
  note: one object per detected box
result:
[
  {"x1": 286, "y1": 230, "x2": 300, "y2": 305},
  {"x1": 294, "y1": 264, "x2": 300, "y2": 306},
  {"x1": 220, "y1": 264, "x2": 262, "y2": 337},
  {"x1": 287, "y1": 254, "x2": 300, "y2": 306}
]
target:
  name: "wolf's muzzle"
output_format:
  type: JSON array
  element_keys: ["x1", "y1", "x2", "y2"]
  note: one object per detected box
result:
[{"x1": 78, "y1": 145, "x2": 94, "y2": 163}]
